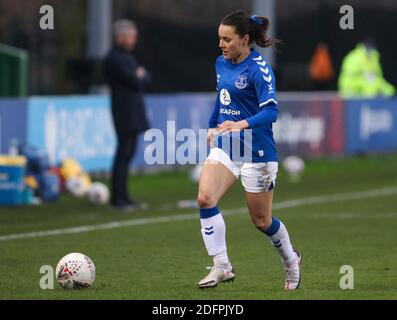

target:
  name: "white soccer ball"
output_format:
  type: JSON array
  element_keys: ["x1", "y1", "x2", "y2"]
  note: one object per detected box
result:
[
  {"x1": 282, "y1": 155, "x2": 305, "y2": 174},
  {"x1": 65, "y1": 177, "x2": 88, "y2": 197},
  {"x1": 282, "y1": 155, "x2": 305, "y2": 183},
  {"x1": 190, "y1": 164, "x2": 204, "y2": 183},
  {"x1": 55, "y1": 253, "x2": 96, "y2": 289},
  {"x1": 87, "y1": 182, "x2": 109, "y2": 205}
]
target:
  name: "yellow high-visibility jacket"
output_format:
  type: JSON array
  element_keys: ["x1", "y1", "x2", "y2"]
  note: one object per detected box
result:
[{"x1": 338, "y1": 43, "x2": 395, "y2": 98}]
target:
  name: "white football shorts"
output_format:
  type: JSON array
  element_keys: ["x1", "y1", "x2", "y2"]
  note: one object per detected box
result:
[{"x1": 206, "y1": 147, "x2": 278, "y2": 193}]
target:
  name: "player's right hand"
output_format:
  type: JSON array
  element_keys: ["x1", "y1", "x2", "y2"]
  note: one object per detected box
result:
[{"x1": 207, "y1": 128, "x2": 217, "y2": 148}]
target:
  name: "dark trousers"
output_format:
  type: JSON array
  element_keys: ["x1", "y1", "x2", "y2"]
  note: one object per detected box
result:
[{"x1": 111, "y1": 131, "x2": 139, "y2": 206}]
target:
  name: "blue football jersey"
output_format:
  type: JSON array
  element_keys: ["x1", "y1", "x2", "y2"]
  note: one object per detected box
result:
[{"x1": 208, "y1": 49, "x2": 279, "y2": 163}]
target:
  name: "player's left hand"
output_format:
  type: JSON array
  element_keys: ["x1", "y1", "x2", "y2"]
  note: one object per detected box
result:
[{"x1": 217, "y1": 120, "x2": 249, "y2": 134}]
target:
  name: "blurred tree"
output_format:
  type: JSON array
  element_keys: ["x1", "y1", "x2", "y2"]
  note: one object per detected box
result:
[{"x1": 0, "y1": 0, "x2": 85, "y2": 94}]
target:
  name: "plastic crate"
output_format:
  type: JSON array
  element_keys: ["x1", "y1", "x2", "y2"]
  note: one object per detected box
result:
[{"x1": 0, "y1": 156, "x2": 27, "y2": 205}]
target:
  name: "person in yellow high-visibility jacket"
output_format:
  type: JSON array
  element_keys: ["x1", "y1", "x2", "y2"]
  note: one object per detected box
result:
[{"x1": 338, "y1": 41, "x2": 395, "y2": 98}]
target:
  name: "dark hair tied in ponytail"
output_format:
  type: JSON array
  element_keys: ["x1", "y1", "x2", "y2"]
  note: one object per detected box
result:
[{"x1": 221, "y1": 10, "x2": 280, "y2": 48}]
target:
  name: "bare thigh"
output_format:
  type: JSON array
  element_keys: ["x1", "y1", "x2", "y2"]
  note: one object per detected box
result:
[
  {"x1": 245, "y1": 191, "x2": 274, "y2": 231},
  {"x1": 197, "y1": 159, "x2": 237, "y2": 208}
]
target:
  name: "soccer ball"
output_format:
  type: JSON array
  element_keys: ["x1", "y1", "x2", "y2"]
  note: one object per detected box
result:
[
  {"x1": 87, "y1": 182, "x2": 109, "y2": 205},
  {"x1": 190, "y1": 164, "x2": 204, "y2": 183},
  {"x1": 55, "y1": 253, "x2": 96, "y2": 289},
  {"x1": 282, "y1": 155, "x2": 305, "y2": 183},
  {"x1": 65, "y1": 177, "x2": 88, "y2": 197}
]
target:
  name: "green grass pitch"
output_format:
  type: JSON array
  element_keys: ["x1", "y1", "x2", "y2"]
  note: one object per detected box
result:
[{"x1": 0, "y1": 154, "x2": 396, "y2": 300}]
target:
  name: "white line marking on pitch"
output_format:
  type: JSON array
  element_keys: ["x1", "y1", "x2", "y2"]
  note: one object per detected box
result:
[
  {"x1": 310, "y1": 212, "x2": 397, "y2": 219},
  {"x1": 1, "y1": 186, "x2": 396, "y2": 241}
]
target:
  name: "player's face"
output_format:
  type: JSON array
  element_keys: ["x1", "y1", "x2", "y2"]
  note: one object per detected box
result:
[{"x1": 218, "y1": 24, "x2": 249, "y2": 61}]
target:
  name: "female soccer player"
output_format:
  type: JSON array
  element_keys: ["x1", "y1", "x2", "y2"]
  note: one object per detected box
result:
[{"x1": 197, "y1": 10, "x2": 301, "y2": 290}]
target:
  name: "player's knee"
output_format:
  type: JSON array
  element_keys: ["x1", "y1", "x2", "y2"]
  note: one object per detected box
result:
[
  {"x1": 197, "y1": 192, "x2": 217, "y2": 208},
  {"x1": 252, "y1": 217, "x2": 273, "y2": 233}
]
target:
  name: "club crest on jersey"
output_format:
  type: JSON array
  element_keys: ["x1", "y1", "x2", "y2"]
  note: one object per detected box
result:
[{"x1": 235, "y1": 74, "x2": 249, "y2": 89}]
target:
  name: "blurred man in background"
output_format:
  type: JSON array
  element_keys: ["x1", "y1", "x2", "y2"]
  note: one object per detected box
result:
[
  {"x1": 338, "y1": 38, "x2": 395, "y2": 98},
  {"x1": 104, "y1": 20, "x2": 151, "y2": 211}
]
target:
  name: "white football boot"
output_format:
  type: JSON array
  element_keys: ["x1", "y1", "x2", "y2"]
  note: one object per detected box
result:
[
  {"x1": 283, "y1": 250, "x2": 302, "y2": 290},
  {"x1": 197, "y1": 266, "x2": 236, "y2": 289}
]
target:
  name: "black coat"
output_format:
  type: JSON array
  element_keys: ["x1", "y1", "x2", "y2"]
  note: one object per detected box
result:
[{"x1": 104, "y1": 46, "x2": 150, "y2": 133}]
